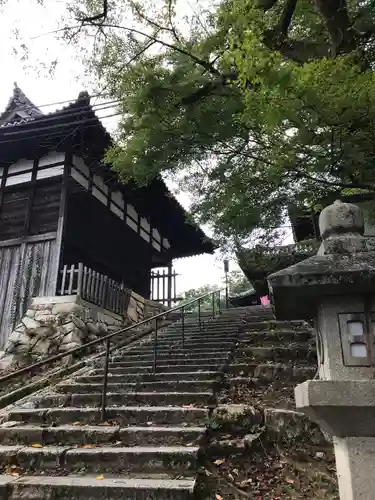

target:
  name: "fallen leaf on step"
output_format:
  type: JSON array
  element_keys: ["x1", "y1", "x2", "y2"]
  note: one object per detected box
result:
[
  {"x1": 285, "y1": 478, "x2": 295, "y2": 484},
  {"x1": 185, "y1": 443, "x2": 194, "y2": 447},
  {"x1": 214, "y1": 459, "x2": 225, "y2": 466},
  {"x1": 215, "y1": 494, "x2": 223, "y2": 500},
  {"x1": 182, "y1": 404, "x2": 195, "y2": 408},
  {"x1": 9, "y1": 472, "x2": 20, "y2": 477},
  {"x1": 96, "y1": 475, "x2": 105, "y2": 480},
  {"x1": 72, "y1": 421, "x2": 81, "y2": 426},
  {"x1": 31, "y1": 444, "x2": 43, "y2": 448},
  {"x1": 146, "y1": 422, "x2": 154, "y2": 426},
  {"x1": 82, "y1": 445, "x2": 96, "y2": 449},
  {"x1": 238, "y1": 478, "x2": 252, "y2": 487}
]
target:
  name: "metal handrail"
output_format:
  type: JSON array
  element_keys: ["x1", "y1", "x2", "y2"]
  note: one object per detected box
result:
[{"x1": 0, "y1": 286, "x2": 227, "y2": 420}]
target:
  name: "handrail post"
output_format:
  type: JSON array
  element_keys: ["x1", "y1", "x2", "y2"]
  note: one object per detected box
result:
[
  {"x1": 218, "y1": 290, "x2": 221, "y2": 315},
  {"x1": 198, "y1": 298, "x2": 201, "y2": 332},
  {"x1": 101, "y1": 337, "x2": 111, "y2": 421},
  {"x1": 153, "y1": 317, "x2": 158, "y2": 374},
  {"x1": 181, "y1": 306, "x2": 185, "y2": 348},
  {"x1": 212, "y1": 292, "x2": 215, "y2": 319}
]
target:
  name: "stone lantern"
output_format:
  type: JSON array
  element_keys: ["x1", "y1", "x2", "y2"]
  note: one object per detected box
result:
[{"x1": 268, "y1": 200, "x2": 375, "y2": 500}]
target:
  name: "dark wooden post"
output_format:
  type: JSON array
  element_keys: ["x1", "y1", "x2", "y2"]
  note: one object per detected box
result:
[{"x1": 167, "y1": 263, "x2": 173, "y2": 308}]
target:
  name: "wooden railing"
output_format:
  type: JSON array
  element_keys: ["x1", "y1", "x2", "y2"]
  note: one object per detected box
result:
[
  {"x1": 150, "y1": 267, "x2": 180, "y2": 307},
  {"x1": 59, "y1": 263, "x2": 131, "y2": 316}
]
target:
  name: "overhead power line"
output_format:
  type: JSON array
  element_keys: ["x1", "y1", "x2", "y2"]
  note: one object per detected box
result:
[
  {"x1": 17, "y1": 94, "x2": 120, "y2": 110},
  {"x1": 0, "y1": 112, "x2": 123, "y2": 145},
  {"x1": 0, "y1": 102, "x2": 122, "y2": 136}
]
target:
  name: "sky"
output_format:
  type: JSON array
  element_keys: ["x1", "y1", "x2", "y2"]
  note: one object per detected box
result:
[{"x1": 0, "y1": 0, "x2": 293, "y2": 295}]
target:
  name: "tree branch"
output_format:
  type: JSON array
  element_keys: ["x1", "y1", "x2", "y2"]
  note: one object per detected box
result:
[
  {"x1": 257, "y1": 0, "x2": 280, "y2": 12},
  {"x1": 278, "y1": 0, "x2": 298, "y2": 36},
  {"x1": 314, "y1": 0, "x2": 356, "y2": 55},
  {"x1": 262, "y1": 31, "x2": 330, "y2": 62},
  {"x1": 78, "y1": 0, "x2": 108, "y2": 24},
  {"x1": 292, "y1": 165, "x2": 375, "y2": 191},
  {"x1": 96, "y1": 22, "x2": 222, "y2": 77}
]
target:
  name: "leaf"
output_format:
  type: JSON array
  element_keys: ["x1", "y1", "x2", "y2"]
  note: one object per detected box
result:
[
  {"x1": 185, "y1": 442, "x2": 194, "y2": 447},
  {"x1": 96, "y1": 475, "x2": 105, "y2": 480},
  {"x1": 215, "y1": 495, "x2": 223, "y2": 500},
  {"x1": 31, "y1": 443, "x2": 43, "y2": 448},
  {"x1": 82, "y1": 444, "x2": 96, "y2": 449},
  {"x1": 214, "y1": 459, "x2": 225, "y2": 466},
  {"x1": 72, "y1": 421, "x2": 81, "y2": 426},
  {"x1": 286, "y1": 478, "x2": 295, "y2": 484}
]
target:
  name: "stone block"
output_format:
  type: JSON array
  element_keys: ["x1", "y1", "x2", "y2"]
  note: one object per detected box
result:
[
  {"x1": 8, "y1": 330, "x2": 31, "y2": 346},
  {"x1": 52, "y1": 302, "x2": 84, "y2": 317},
  {"x1": 32, "y1": 338, "x2": 51, "y2": 355},
  {"x1": 59, "y1": 342, "x2": 81, "y2": 352},
  {"x1": 34, "y1": 313, "x2": 56, "y2": 324},
  {"x1": 71, "y1": 316, "x2": 87, "y2": 332},
  {"x1": 14, "y1": 324, "x2": 27, "y2": 335},
  {"x1": 22, "y1": 317, "x2": 40, "y2": 330},
  {"x1": 210, "y1": 404, "x2": 264, "y2": 432},
  {"x1": 59, "y1": 322, "x2": 76, "y2": 335},
  {"x1": 29, "y1": 302, "x2": 53, "y2": 312},
  {"x1": 32, "y1": 326, "x2": 55, "y2": 339},
  {"x1": 61, "y1": 330, "x2": 83, "y2": 345},
  {"x1": 97, "y1": 322, "x2": 107, "y2": 335},
  {"x1": 87, "y1": 322, "x2": 99, "y2": 335}
]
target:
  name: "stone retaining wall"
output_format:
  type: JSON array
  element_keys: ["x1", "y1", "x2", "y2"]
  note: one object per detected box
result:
[{"x1": 1, "y1": 293, "x2": 167, "y2": 368}]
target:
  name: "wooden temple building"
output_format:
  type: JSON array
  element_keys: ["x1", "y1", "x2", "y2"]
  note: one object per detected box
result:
[{"x1": 0, "y1": 85, "x2": 214, "y2": 346}]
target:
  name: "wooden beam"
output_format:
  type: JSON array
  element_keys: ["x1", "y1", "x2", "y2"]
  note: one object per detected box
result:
[
  {"x1": 23, "y1": 156, "x2": 39, "y2": 235},
  {"x1": 51, "y1": 151, "x2": 71, "y2": 294},
  {"x1": 0, "y1": 232, "x2": 57, "y2": 248}
]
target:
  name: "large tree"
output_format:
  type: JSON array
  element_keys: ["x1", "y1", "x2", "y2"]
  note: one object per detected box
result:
[{"x1": 29, "y1": 1, "x2": 375, "y2": 247}]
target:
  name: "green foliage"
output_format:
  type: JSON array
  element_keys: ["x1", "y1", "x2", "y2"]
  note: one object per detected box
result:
[{"x1": 16, "y1": 0, "x2": 375, "y2": 249}]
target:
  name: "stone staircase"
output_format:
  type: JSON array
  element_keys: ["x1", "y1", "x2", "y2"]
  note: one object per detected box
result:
[
  {"x1": 219, "y1": 317, "x2": 317, "y2": 409},
  {"x1": 0, "y1": 305, "x2": 316, "y2": 499}
]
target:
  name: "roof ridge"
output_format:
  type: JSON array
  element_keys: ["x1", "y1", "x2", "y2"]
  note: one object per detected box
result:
[{"x1": 0, "y1": 83, "x2": 44, "y2": 126}]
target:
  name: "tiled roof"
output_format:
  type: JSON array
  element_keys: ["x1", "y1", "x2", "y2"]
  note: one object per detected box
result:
[{"x1": 0, "y1": 83, "x2": 43, "y2": 127}]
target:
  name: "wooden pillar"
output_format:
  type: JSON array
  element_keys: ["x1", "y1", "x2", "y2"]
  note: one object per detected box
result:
[{"x1": 51, "y1": 151, "x2": 71, "y2": 294}]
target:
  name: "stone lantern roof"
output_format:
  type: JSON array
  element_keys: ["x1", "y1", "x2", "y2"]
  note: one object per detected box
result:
[{"x1": 268, "y1": 200, "x2": 375, "y2": 320}]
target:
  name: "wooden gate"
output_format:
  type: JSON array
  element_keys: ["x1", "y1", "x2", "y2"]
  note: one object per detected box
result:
[{"x1": 0, "y1": 237, "x2": 58, "y2": 348}]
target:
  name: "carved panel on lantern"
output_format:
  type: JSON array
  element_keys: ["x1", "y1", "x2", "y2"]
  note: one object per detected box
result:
[{"x1": 338, "y1": 313, "x2": 371, "y2": 367}]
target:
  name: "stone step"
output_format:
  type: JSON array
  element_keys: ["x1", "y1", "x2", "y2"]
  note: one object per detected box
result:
[
  {"x1": 7, "y1": 406, "x2": 208, "y2": 426},
  {"x1": 228, "y1": 362, "x2": 316, "y2": 380},
  {"x1": 107, "y1": 357, "x2": 226, "y2": 368},
  {"x1": 97, "y1": 363, "x2": 225, "y2": 375},
  {"x1": 78, "y1": 371, "x2": 219, "y2": 384},
  {"x1": 139, "y1": 341, "x2": 233, "y2": 350},
  {"x1": 32, "y1": 391, "x2": 213, "y2": 408},
  {"x1": 120, "y1": 346, "x2": 232, "y2": 356},
  {"x1": 151, "y1": 334, "x2": 237, "y2": 343},
  {"x1": 241, "y1": 320, "x2": 310, "y2": 331},
  {"x1": 235, "y1": 345, "x2": 316, "y2": 361},
  {"x1": 237, "y1": 330, "x2": 313, "y2": 344},
  {"x1": 0, "y1": 424, "x2": 205, "y2": 447},
  {"x1": 57, "y1": 379, "x2": 216, "y2": 394},
  {"x1": 111, "y1": 351, "x2": 228, "y2": 362},
  {"x1": 0, "y1": 445, "x2": 199, "y2": 477},
  {"x1": 6, "y1": 475, "x2": 195, "y2": 499}
]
